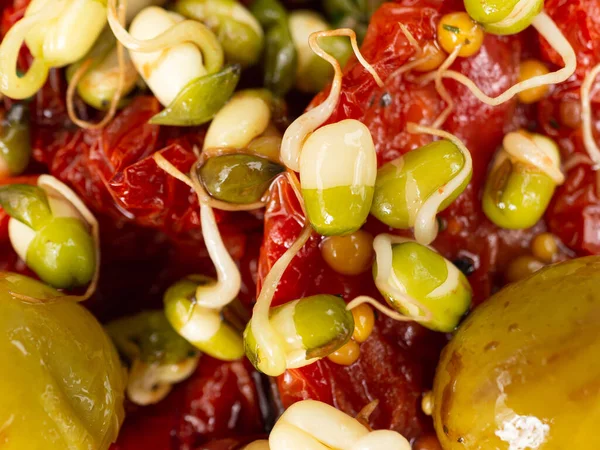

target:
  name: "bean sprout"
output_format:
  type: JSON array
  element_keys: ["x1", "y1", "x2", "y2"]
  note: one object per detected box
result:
[{"x1": 405, "y1": 123, "x2": 473, "y2": 245}]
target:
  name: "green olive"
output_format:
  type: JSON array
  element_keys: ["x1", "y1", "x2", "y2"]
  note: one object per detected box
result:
[
  {"x1": 433, "y1": 256, "x2": 600, "y2": 449},
  {"x1": 0, "y1": 272, "x2": 125, "y2": 450},
  {"x1": 164, "y1": 276, "x2": 244, "y2": 361},
  {"x1": 288, "y1": 10, "x2": 352, "y2": 93},
  {"x1": 174, "y1": 0, "x2": 264, "y2": 67},
  {"x1": 106, "y1": 310, "x2": 198, "y2": 365},
  {"x1": 482, "y1": 137, "x2": 559, "y2": 230},
  {"x1": 149, "y1": 65, "x2": 241, "y2": 126},
  {"x1": 371, "y1": 140, "x2": 470, "y2": 230},
  {"x1": 199, "y1": 154, "x2": 284, "y2": 204},
  {"x1": 251, "y1": 0, "x2": 298, "y2": 96},
  {"x1": 66, "y1": 28, "x2": 138, "y2": 111},
  {"x1": 26, "y1": 217, "x2": 96, "y2": 289},
  {"x1": 464, "y1": 0, "x2": 543, "y2": 35},
  {"x1": 0, "y1": 104, "x2": 31, "y2": 177},
  {"x1": 375, "y1": 242, "x2": 472, "y2": 332},
  {"x1": 244, "y1": 294, "x2": 354, "y2": 373}
]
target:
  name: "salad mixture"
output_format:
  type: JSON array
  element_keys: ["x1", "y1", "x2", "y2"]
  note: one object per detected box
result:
[{"x1": 0, "y1": 0, "x2": 599, "y2": 449}]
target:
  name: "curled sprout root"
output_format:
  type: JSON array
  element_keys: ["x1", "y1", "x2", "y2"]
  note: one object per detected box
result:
[
  {"x1": 281, "y1": 28, "x2": 383, "y2": 172},
  {"x1": 250, "y1": 224, "x2": 313, "y2": 376},
  {"x1": 431, "y1": 45, "x2": 461, "y2": 128},
  {"x1": 0, "y1": 0, "x2": 58, "y2": 99},
  {"x1": 107, "y1": 0, "x2": 223, "y2": 73},
  {"x1": 439, "y1": 12, "x2": 575, "y2": 107},
  {"x1": 152, "y1": 153, "x2": 241, "y2": 310},
  {"x1": 8, "y1": 175, "x2": 101, "y2": 304},
  {"x1": 384, "y1": 25, "x2": 438, "y2": 83},
  {"x1": 66, "y1": 0, "x2": 127, "y2": 130},
  {"x1": 581, "y1": 63, "x2": 600, "y2": 172},
  {"x1": 502, "y1": 131, "x2": 565, "y2": 185},
  {"x1": 247, "y1": 400, "x2": 411, "y2": 450},
  {"x1": 346, "y1": 296, "x2": 419, "y2": 323},
  {"x1": 126, "y1": 355, "x2": 199, "y2": 406},
  {"x1": 406, "y1": 123, "x2": 473, "y2": 245}
]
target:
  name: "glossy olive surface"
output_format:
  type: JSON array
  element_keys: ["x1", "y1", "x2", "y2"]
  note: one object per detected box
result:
[
  {"x1": 0, "y1": 273, "x2": 126, "y2": 450},
  {"x1": 433, "y1": 256, "x2": 600, "y2": 450}
]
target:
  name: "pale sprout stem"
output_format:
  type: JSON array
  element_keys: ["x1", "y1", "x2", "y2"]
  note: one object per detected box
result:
[
  {"x1": 0, "y1": 0, "x2": 58, "y2": 99},
  {"x1": 502, "y1": 132, "x2": 565, "y2": 184},
  {"x1": 251, "y1": 224, "x2": 312, "y2": 376},
  {"x1": 431, "y1": 45, "x2": 461, "y2": 129},
  {"x1": 346, "y1": 296, "x2": 416, "y2": 323},
  {"x1": 406, "y1": 123, "x2": 473, "y2": 245},
  {"x1": 281, "y1": 28, "x2": 382, "y2": 172},
  {"x1": 439, "y1": 12, "x2": 576, "y2": 106},
  {"x1": 152, "y1": 153, "x2": 241, "y2": 310}
]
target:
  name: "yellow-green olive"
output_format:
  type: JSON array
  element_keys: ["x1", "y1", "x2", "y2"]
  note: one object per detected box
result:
[
  {"x1": 0, "y1": 272, "x2": 125, "y2": 450},
  {"x1": 433, "y1": 256, "x2": 600, "y2": 449}
]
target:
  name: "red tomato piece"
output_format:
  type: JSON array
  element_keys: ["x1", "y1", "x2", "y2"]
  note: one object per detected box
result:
[
  {"x1": 537, "y1": 0, "x2": 600, "y2": 255},
  {"x1": 110, "y1": 358, "x2": 265, "y2": 450}
]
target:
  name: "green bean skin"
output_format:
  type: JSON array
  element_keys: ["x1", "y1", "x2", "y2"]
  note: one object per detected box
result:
[
  {"x1": 0, "y1": 273, "x2": 125, "y2": 450},
  {"x1": 26, "y1": 217, "x2": 96, "y2": 289},
  {"x1": 149, "y1": 65, "x2": 241, "y2": 126},
  {"x1": 106, "y1": 310, "x2": 197, "y2": 365},
  {"x1": 303, "y1": 185, "x2": 374, "y2": 236},
  {"x1": 370, "y1": 140, "x2": 470, "y2": 229},
  {"x1": 294, "y1": 294, "x2": 354, "y2": 358},
  {"x1": 482, "y1": 158, "x2": 556, "y2": 229},
  {"x1": 175, "y1": 0, "x2": 264, "y2": 67},
  {"x1": 0, "y1": 104, "x2": 31, "y2": 176},
  {"x1": 464, "y1": 0, "x2": 543, "y2": 35},
  {"x1": 199, "y1": 154, "x2": 284, "y2": 204},
  {"x1": 0, "y1": 184, "x2": 52, "y2": 230},
  {"x1": 243, "y1": 294, "x2": 354, "y2": 373},
  {"x1": 376, "y1": 242, "x2": 472, "y2": 332}
]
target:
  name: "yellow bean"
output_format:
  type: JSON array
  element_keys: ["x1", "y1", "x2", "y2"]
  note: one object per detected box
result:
[
  {"x1": 517, "y1": 59, "x2": 550, "y2": 104},
  {"x1": 327, "y1": 339, "x2": 360, "y2": 366},
  {"x1": 414, "y1": 42, "x2": 447, "y2": 72},
  {"x1": 351, "y1": 303, "x2": 375, "y2": 343},
  {"x1": 437, "y1": 12, "x2": 484, "y2": 58},
  {"x1": 505, "y1": 255, "x2": 545, "y2": 283},
  {"x1": 531, "y1": 232, "x2": 558, "y2": 264},
  {"x1": 321, "y1": 230, "x2": 374, "y2": 276}
]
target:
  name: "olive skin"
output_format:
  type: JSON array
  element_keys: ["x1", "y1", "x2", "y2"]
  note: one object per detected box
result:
[
  {"x1": 433, "y1": 256, "x2": 600, "y2": 450},
  {"x1": 0, "y1": 273, "x2": 126, "y2": 450}
]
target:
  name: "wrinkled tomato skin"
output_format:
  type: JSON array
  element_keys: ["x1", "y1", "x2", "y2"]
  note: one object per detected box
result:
[
  {"x1": 535, "y1": 0, "x2": 600, "y2": 256},
  {"x1": 110, "y1": 358, "x2": 265, "y2": 450}
]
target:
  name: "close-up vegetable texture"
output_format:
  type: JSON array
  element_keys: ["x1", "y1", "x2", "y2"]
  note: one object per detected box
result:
[{"x1": 0, "y1": 0, "x2": 598, "y2": 449}]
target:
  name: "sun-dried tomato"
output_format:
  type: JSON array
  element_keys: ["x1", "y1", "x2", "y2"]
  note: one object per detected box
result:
[
  {"x1": 110, "y1": 358, "x2": 266, "y2": 450},
  {"x1": 537, "y1": 0, "x2": 600, "y2": 255}
]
